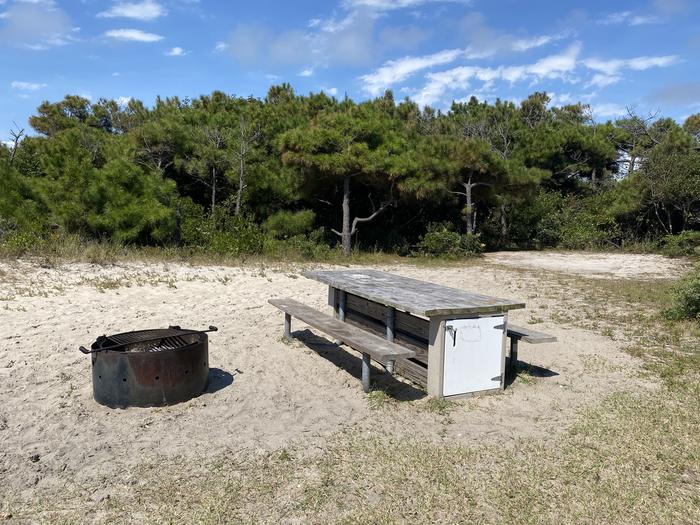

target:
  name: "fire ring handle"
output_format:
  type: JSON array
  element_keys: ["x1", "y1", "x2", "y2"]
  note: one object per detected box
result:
[{"x1": 79, "y1": 325, "x2": 218, "y2": 354}]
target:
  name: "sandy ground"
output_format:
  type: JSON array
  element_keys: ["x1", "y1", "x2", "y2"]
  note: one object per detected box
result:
[
  {"x1": 486, "y1": 251, "x2": 689, "y2": 279},
  {"x1": 0, "y1": 252, "x2": 685, "y2": 511}
]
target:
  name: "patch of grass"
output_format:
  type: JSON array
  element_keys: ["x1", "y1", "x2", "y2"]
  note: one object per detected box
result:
[
  {"x1": 13, "y1": 374, "x2": 697, "y2": 525},
  {"x1": 423, "y1": 397, "x2": 454, "y2": 416},
  {"x1": 366, "y1": 389, "x2": 393, "y2": 410}
]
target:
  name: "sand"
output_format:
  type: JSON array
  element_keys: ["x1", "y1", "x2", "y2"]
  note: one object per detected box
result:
[
  {"x1": 0, "y1": 252, "x2": 685, "y2": 508},
  {"x1": 486, "y1": 250, "x2": 689, "y2": 279}
]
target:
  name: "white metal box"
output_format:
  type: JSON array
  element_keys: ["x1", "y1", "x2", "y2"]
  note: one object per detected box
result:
[{"x1": 442, "y1": 316, "x2": 505, "y2": 396}]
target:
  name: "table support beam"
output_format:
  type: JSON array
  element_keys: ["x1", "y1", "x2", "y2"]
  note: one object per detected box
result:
[
  {"x1": 385, "y1": 306, "x2": 396, "y2": 374},
  {"x1": 284, "y1": 313, "x2": 292, "y2": 341},
  {"x1": 361, "y1": 352, "x2": 371, "y2": 392},
  {"x1": 338, "y1": 290, "x2": 346, "y2": 322},
  {"x1": 509, "y1": 337, "x2": 519, "y2": 371},
  {"x1": 427, "y1": 317, "x2": 447, "y2": 398}
]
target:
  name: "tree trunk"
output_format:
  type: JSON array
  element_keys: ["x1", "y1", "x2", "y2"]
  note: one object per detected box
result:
[
  {"x1": 211, "y1": 167, "x2": 217, "y2": 217},
  {"x1": 235, "y1": 151, "x2": 244, "y2": 216},
  {"x1": 500, "y1": 201, "x2": 508, "y2": 245},
  {"x1": 174, "y1": 201, "x2": 182, "y2": 246},
  {"x1": 465, "y1": 177, "x2": 474, "y2": 234},
  {"x1": 341, "y1": 175, "x2": 352, "y2": 257}
]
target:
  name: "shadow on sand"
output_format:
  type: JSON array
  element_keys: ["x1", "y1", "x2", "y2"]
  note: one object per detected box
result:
[
  {"x1": 505, "y1": 361, "x2": 559, "y2": 388},
  {"x1": 205, "y1": 367, "x2": 235, "y2": 394},
  {"x1": 293, "y1": 329, "x2": 426, "y2": 402}
]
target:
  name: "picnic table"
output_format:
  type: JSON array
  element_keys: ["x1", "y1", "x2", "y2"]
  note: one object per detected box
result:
[{"x1": 303, "y1": 269, "x2": 527, "y2": 398}]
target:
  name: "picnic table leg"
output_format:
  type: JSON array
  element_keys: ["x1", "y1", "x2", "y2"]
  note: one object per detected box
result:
[
  {"x1": 509, "y1": 337, "x2": 519, "y2": 371},
  {"x1": 385, "y1": 306, "x2": 395, "y2": 374},
  {"x1": 337, "y1": 290, "x2": 347, "y2": 321},
  {"x1": 332, "y1": 289, "x2": 347, "y2": 345},
  {"x1": 361, "y1": 352, "x2": 371, "y2": 393},
  {"x1": 284, "y1": 313, "x2": 292, "y2": 342}
]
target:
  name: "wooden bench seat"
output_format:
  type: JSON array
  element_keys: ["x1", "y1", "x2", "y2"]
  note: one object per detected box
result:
[
  {"x1": 269, "y1": 298, "x2": 416, "y2": 393},
  {"x1": 506, "y1": 324, "x2": 557, "y2": 371}
]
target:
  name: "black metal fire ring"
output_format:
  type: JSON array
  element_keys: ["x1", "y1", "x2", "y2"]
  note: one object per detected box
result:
[{"x1": 80, "y1": 326, "x2": 217, "y2": 408}]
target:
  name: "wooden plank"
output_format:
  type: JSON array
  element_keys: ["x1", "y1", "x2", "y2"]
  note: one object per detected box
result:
[
  {"x1": 507, "y1": 324, "x2": 557, "y2": 344},
  {"x1": 342, "y1": 309, "x2": 429, "y2": 364},
  {"x1": 342, "y1": 293, "x2": 429, "y2": 342},
  {"x1": 304, "y1": 269, "x2": 525, "y2": 317},
  {"x1": 268, "y1": 298, "x2": 415, "y2": 362},
  {"x1": 393, "y1": 358, "x2": 427, "y2": 388}
]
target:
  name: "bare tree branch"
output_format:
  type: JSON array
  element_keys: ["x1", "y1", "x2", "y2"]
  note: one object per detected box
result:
[{"x1": 8, "y1": 122, "x2": 25, "y2": 167}]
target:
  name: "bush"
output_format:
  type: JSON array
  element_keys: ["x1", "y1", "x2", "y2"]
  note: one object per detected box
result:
[
  {"x1": 263, "y1": 227, "x2": 335, "y2": 260},
  {"x1": 664, "y1": 265, "x2": 700, "y2": 320},
  {"x1": 415, "y1": 223, "x2": 484, "y2": 258},
  {"x1": 262, "y1": 209, "x2": 316, "y2": 239},
  {"x1": 659, "y1": 231, "x2": 700, "y2": 257},
  {"x1": 179, "y1": 200, "x2": 264, "y2": 256}
]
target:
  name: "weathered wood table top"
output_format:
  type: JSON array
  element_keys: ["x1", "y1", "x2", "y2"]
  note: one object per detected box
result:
[{"x1": 303, "y1": 269, "x2": 525, "y2": 317}]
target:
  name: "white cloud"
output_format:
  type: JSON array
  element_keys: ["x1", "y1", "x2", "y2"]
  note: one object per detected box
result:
[
  {"x1": 214, "y1": 41, "x2": 228, "y2": 52},
  {"x1": 166, "y1": 46, "x2": 185, "y2": 56},
  {"x1": 360, "y1": 31, "x2": 560, "y2": 96},
  {"x1": 116, "y1": 96, "x2": 132, "y2": 106},
  {"x1": 599, "y1": 11, "x2": 661, "y2": 26},
  {"x1": 299, "y1": 68, "x2": 314, "y2": 77},
  {"x1": 588, "y1": 73, "x2": 621, "y2": 88},
  {"x1": 583, "y1": 55, "x2": 679, "y2": 79},
  {"x1": 342, "y1": 0, "x2": 470, "y2": 10},
  {"x1": 653, "y1": 0, "x2": 691, "y2": 15},
  {"x1": 104, "y1": 28, "x2": 163, "y2": 42},
  {"x1": 0, "y1": 1, "x2": 76, "y2": 50},
  {"x1": 547, "y1": 92, "x2": 573, "y2": 106},
  {"x1": 593, "y1": 102, "x2": 627, "y2": 118},
  {"x1": 226, "y1": 6, "x2": 438, "y2": 69},
  {"x1": 413, "y1": 43, "x2": 582, "y2": 106},
  {"x1": 361, "y1": 48, "x2": 463, "y2": 95},
  {"x1": 627, "y1": 55, "x2": 680, "y2": 70},
  {"x1": 98, "y1": 1, "x2": 166, "y2": 22},
  {"x1": 11, "y1": 80, "x2": 46, "y2": 90},
  {"x1": 456, "y1": 13, "x2": 560, "y2": 58},
  {"x1": 511, "y1": 35, "x2": 553, "y2": 52},
  {"x1": 322, "y1": 86, "x2": 338, "y2": 95}
]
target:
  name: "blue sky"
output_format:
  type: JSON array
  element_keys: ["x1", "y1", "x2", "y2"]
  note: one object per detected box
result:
[{"x1": 1, "y1": 0, "x2": 699, "y2": 142}]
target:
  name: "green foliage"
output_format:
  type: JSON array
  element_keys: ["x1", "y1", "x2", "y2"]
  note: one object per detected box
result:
[
  {"x1": 263, "y1": 228, "x2": 335, "y2": 260},
  {"x1": 557, "y1": 197, "x2": 623, "y2": 250},
  {"x1": 415, "y1": 223, "x2": 484, "y2": 258},
  {"x1": 640, "y1": 127, "x2": 700, "y2": 234},
  {"x1": 207, "y1": 219, "x2": 264, "y2": 256},
  {"x1": 179, "y1": 200, "x2": 264, "y2": 256},
  {"x1": 664, "y1": 265, "x2": 700, "y2": 320},
  {"x1": 262, "y1": 209, "x2": 316, "y2": 239},
  {"x1": 1, "y1": 89, "x2": 698, "y2": 259},
  {"x1": 659, "y1": 231, "x2": 700, "y2": 257},
  {"x1": 86, "y1": 159, "x2": 177, "y2": 243}
]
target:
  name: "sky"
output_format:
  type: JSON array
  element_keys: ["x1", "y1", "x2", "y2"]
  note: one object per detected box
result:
[{"x1": 1, "y1": 0, "x2": 699, "y2": 142}]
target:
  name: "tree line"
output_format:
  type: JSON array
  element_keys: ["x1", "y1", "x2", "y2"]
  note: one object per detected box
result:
[{"x1": 1, "y1": 85, "x2": 699, "y2": 258}]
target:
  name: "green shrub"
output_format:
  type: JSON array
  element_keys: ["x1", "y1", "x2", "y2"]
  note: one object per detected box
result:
[
  {"x1": 262, "y1": 209, "x2": 316, "y2": 239},
  {"x1": 557, "y1": 204, "x2": 622, "y2": 250},
  {"x1": 415, "y1": 223, "x2": 484, "y2": 258},
  {"x1": 664, "y1": 265, "x2": 700, "y2": 320},
  {"x1": 208, "y1": 216, "x2": 264, "y2": 256},
  {"x1": 179, "y1": 199, "x2": 212, "y2": 247},
  {"x1": 263, "y1": 227, "x2": 334, "y2": 260},
  {"x1": 179, "y1": 200, "x2": 264, "y2": 256},
  {"x1": 659, "y1": 231, "x2": 700, "y2": 257}
]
